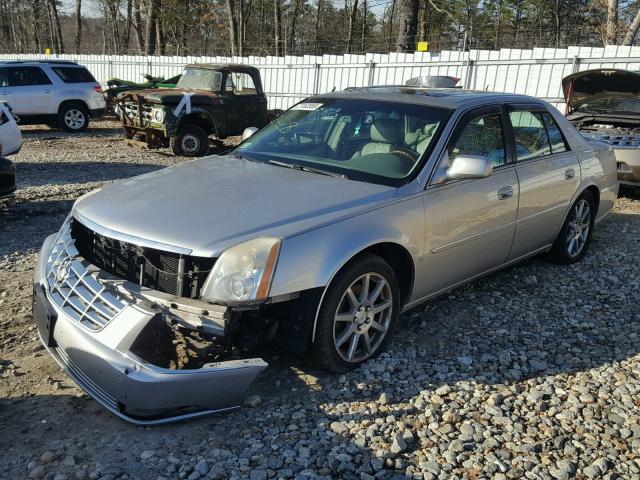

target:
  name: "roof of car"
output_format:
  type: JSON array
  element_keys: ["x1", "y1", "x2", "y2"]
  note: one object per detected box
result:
[
  {"x1": 0, "y1": 60, "x2": 81, "y2": 66},
  {"x1": 184, "y1": 63, "x2": 260, "y2": 73},
  {"x1": 318, "y1": 86, "x2": 543, "y2": 109}
]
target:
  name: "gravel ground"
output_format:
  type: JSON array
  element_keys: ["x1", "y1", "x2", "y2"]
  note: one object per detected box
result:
[{"x1": 1, "y1": 120, "x2": 639, "y2": 480}]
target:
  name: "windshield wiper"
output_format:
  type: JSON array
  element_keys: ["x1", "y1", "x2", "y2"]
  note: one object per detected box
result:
[
  {"x1": 229, "y1": 151, "x2": 263, "y2": 163},
  {"x1": 267, "y1": 160, "x2": 348, "y2": 179}
]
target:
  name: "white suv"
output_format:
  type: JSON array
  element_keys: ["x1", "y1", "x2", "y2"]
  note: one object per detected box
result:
[{"x1": 0, "y1": 61, "x2": 106, "y2": 132}]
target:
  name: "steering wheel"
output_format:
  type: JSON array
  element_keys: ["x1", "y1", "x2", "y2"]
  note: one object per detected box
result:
[{"x1": 390, "y1": 147, "x2": 420, "y2": 165}]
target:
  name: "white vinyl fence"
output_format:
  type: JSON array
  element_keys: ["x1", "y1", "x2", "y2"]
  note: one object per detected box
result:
[{"x1": 3, "y1": 45, "x2": 640, "y2": 111}]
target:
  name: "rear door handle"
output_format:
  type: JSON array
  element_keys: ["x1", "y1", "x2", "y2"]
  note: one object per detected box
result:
[
  {"x1": 497, "y1": 186, "x2": 513, "y2": 200},
  {"x1": 565, "y1": 168, "x2": 576, "y2": 180}
]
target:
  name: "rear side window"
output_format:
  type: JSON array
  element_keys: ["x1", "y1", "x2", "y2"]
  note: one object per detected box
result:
[
  {"x1": 6, "y1": 67, "x2": 52, "y2": 86},
  {"x1": 225, "y1": 71, "x2": 258, "y2": 96},
  {"x1": 52, "y1": 67, "x2": 97, "y2": 83},
  {"x1": 542, "y1": 112, "x2": 569, "y2": 154},
  {"x1": 509, "y1": 111, "x2": 551, "y2": 161}
]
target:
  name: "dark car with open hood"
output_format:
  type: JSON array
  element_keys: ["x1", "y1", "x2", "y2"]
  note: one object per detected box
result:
[{"x1": 563, "y1": 68, "x2": 640, "y2": 186}]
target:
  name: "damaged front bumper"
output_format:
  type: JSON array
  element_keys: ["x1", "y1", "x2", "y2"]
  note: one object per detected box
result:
[{"x1": 32, "y1": 228, "x2": 267, "y2": 425}]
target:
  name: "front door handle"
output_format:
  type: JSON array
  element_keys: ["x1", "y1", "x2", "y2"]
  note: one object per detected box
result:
[
  {"x1": 497, "y1": 186, "x2": 513, "y2": 200},
  {"x1": 565, "y1": 168, "x2": 576, "y2": 180}
]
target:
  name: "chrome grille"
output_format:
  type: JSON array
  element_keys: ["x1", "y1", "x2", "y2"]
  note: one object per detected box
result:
[
  {"x1": 45, "y1": 219, "x2": 127, "y2": 331},
  {"x1": 122, "y1": 102, "x2": 152, "y2": 122}
]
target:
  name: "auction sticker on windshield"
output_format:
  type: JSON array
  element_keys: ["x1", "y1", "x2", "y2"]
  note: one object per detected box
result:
[{"x1": 292, "y1": 102, "x2": 323, "y2": 111}]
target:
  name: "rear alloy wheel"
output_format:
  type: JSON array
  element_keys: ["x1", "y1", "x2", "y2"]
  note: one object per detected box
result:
[
  {"x1": 171, "y1": 124, "x2": 209, "y2": 156},
  {"x1": 310, "y1": 254, "x2": 401, "y2": 372},
  {"x1": 548, "y1": 190, "x2": 596, "y2": 264},
  {"x1": 58, "y1": 103, "x2": 89, "y2": 132}
]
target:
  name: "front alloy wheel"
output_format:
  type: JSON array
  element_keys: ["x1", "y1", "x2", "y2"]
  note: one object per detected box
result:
[
  {"x1": 310, "y1": 254, "x2": 401, "y2": 372},
  {"x1": 333, "y1": 273, "x2": 393, "y2": 363}
]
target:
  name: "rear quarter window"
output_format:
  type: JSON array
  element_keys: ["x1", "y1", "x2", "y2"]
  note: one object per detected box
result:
[{"x1": 52, "y1": 67, "x2": 97, "y2": 83}]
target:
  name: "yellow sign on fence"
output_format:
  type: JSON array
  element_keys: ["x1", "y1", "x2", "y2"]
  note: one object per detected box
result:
[
  {"x1": 417, "y1": 42, "x2": 428, "y2": 52},
  {"x1": 44, "y1": 48, "x2": 52, "y2": 55}
]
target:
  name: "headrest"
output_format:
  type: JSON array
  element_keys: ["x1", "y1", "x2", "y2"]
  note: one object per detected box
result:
[{"x1": 370, "y1": 119, "x2": 402, "y2": 144}]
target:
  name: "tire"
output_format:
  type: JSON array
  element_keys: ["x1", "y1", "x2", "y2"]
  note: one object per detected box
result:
[
  {"x1": 547, "y1": 190, "x2": 596, "y2": 265},
  {"x1": 309, "y1": 254, "x2": 401, "y2": 373},
  {"x1": 170, "y1": 124, "x2": 209, "y2": 156},
  {"x1": 58, "y1": 103, "x2": 89, "y2": 132}
]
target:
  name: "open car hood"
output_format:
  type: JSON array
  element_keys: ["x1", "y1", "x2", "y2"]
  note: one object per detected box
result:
[{"x1": 562, "y1": 68, "x2": 640, "y2": 111}]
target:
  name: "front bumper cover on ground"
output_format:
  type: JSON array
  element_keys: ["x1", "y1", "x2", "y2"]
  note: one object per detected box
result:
[{"x1": 33, "y1": 233, "x2": 268, "y2": 425}]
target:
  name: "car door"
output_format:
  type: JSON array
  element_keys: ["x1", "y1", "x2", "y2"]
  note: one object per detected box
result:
[
  {"x1": 222, "y1": 70, "x2": 267, "y2": 134},
  {"x1": 506, "y1": 106, "x2": 580, "y2": 260},
  {"x1": 4, "y1": 66, "x2": 53, "y2": 116},
  {"x1": 417, "y1": 106, "x2": 519, "y2": 296},
  {"x1": 0, "y1": 68, "x2": 15, "y2": 108}
]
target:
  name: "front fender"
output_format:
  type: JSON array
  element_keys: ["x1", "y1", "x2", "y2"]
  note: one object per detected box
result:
[{"x1": 269, "y1": 194, "x2": 425, "y2": 299}]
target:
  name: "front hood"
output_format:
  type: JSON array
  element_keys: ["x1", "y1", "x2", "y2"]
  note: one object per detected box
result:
[
  {"x1": 73, "y1": 156, "x2": 396, "y2": 257},
  {"x1": 120, "y1": 88, "x2": 220, "y2": 106},
  {"x1": 562, "y1": 69, "x2": 640, "y2": 111}
]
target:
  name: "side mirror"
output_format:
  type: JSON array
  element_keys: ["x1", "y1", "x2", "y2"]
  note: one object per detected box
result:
[
  {"x1": 242, "y1": 127, "x2": 258, "y2": 141},
  {"x1": 447, "y1": 154, "x2": 493, "y2": 180}
]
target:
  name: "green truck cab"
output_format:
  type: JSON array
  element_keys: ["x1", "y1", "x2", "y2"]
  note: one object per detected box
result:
[{"x1": 118, "y1": 64, "x2": 268, "y2": 156}]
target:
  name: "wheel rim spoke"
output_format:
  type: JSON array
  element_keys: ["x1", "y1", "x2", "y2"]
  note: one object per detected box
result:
[
  {"x1": 368, "y1": 280, "x2": 385, "y2": 303},
  {"x1": 335, "y1": 313, "x2": 354, "y2": 322},
  {"x1": 359, "y1": 274, "x2": 370, "y2": 302},
  {"x1": 346, "y1": 288, "x2": 358, "y2": 308},
  {"x1": 370, "y1": 320, "x2": 386, "y2": 332},
  {"x1": 373, "y1": 299, "x2": 392, "y2": 315},
  {"x1": 347, "y1": 333, "x2": 360, "y2": 360},
  {"x1": 362, "y1": 331, "x2": 372, "y2": 353},
  {"x1": 335, "y1": 326, "x2": 353, "y2": 348}
]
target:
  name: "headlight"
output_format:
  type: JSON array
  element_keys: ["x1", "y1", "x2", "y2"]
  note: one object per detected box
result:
[
  {"x1": 200, "y1": 238, "x2": 281, "y2": 303},
  {"x1": 152, "y1": 108, "x2": 165, "y2": 122}
]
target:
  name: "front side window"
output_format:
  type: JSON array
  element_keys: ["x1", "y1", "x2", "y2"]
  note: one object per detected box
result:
[
  {"x1": 451, "y1": 113, "x2": 506, "y2": 167},
  {"x1": 236, "y1": 98, "x2": 450, "y2": 186},
  {"x1": 177, "y1": 68, "x2": 222, "y2": 91},
  {"x1": 6, "y1": 67, "x2": 52, "y2": 86},
  {"x1": 510, "y1": 110, "x2": 551, "y2": 161},
  {"x1": 0, "y1": 69, "x2": 7, "y2": 87},
  {"x1": 52, "y1": 67, "x2": 97, "y2": 83}
]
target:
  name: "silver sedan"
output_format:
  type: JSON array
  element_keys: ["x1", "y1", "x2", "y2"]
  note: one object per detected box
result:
[{"x1": 33, "y1": 87, "x2": 618, "y2": 423}]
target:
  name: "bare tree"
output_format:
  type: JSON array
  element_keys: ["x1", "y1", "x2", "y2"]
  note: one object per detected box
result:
[
  {"x1": 274, "y1": 0, "x2": 282, "y2": 55},
  {"x1": 314, "y1": 0, "x2": 323, "y2": 54},
  {"x1": 289, "y1": 0, "x2": 302, "y2": 52},
  {"x1": 346, "y1": 0, "x2": 359, "y2": 53},
  {"x1": 74, "y1": 0, "x2": 82, "y2": 53},
  {"x1": 47, "y1": 0, "x2": 64, "y2": 53},
  {"x1": 145, "y1": 0, "x2": 158, "y2": 54},
  {"x1": 225, "y1": 0, "x2": 239, "y2": 56},
  {"x1": 396, "y1": 0, "x2": 419, "y2": 51},
  {"x1": 605, "y1": 0, "x2": 618, "y2": 44},
  {"x1": 133, "y1": 0, "x2": 145, "y2": 53},
  {"x1": 623, "y1": 8, "x2": 640, "y2": 45}
]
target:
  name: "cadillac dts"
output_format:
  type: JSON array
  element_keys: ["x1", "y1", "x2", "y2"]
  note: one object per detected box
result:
[{"x1": 33, "y1": 87, "x2": 618, "y2": 424}]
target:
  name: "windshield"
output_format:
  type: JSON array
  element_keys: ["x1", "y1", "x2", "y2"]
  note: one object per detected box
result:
[
  {"x1": 576, "y1": 97, "x2": 640, "y2": 114},
  {"x1": 177, "y1": 68, "x2": 222, "y2": 91},
  {"x1": 236, "y1": 98, "x2": 450, "y2": 185}
]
